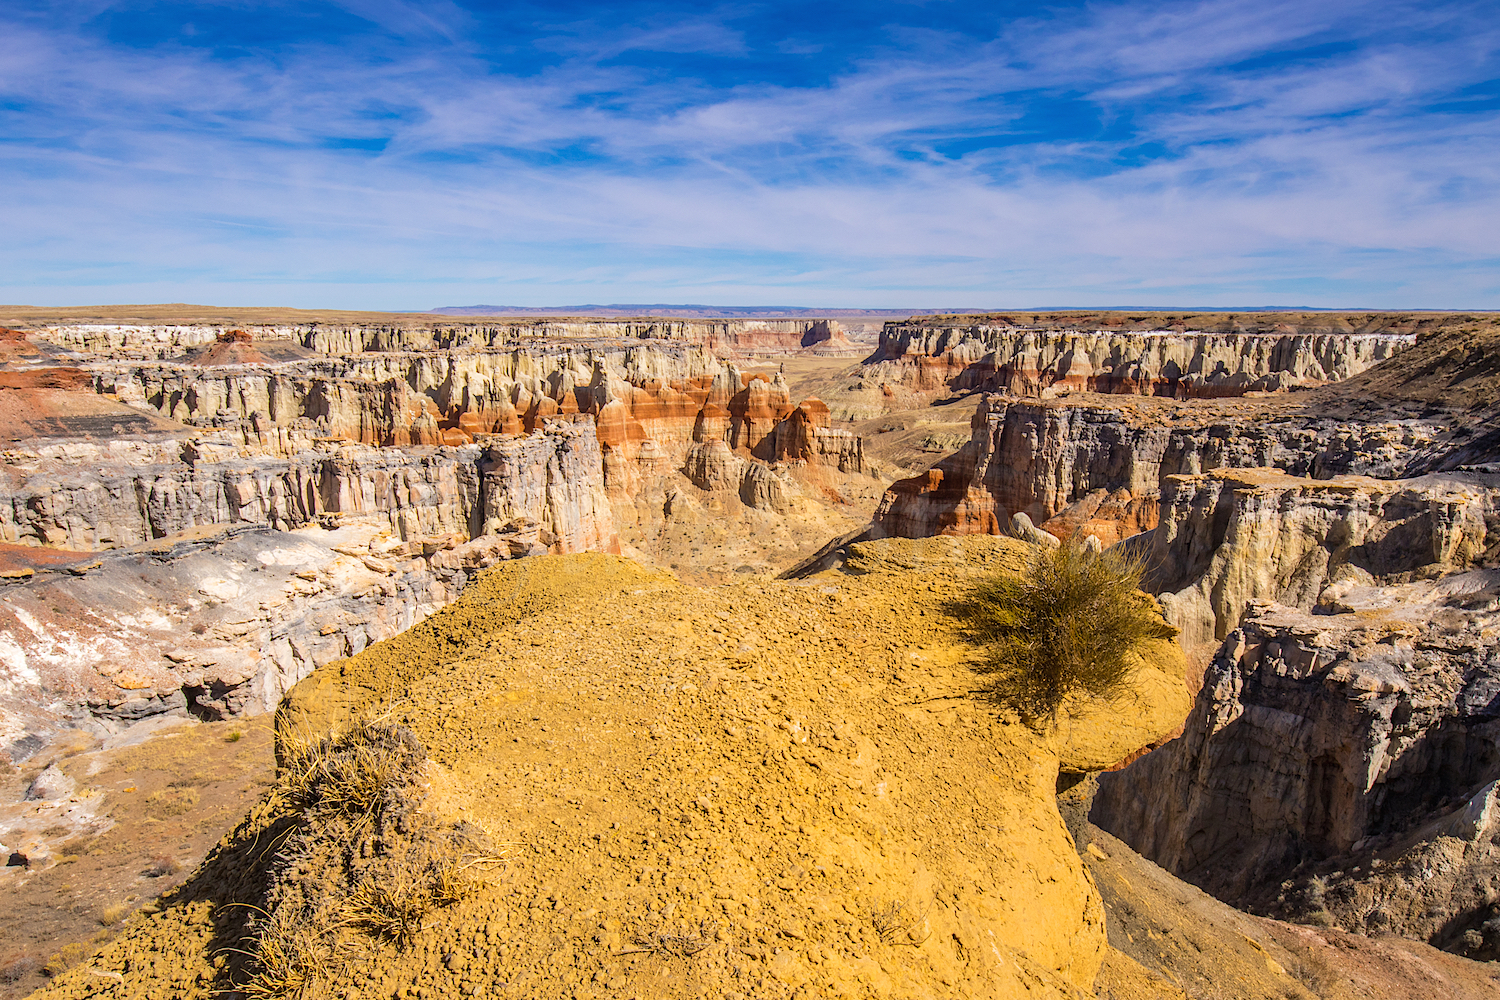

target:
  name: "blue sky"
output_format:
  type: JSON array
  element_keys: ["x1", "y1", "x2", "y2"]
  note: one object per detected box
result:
[{"x1": 2, "y1": 1, "x2": 1498, "y2": 309}]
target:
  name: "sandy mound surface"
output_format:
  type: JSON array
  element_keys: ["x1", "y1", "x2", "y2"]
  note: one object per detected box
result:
[{"x1": 30, "y1": 537, "x2": 1189, "y2": 1000}]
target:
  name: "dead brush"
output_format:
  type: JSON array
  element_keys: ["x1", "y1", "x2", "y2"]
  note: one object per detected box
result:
[
  {"x1": 431, "y1": 859, "x2": 481, "y2": 907},
  {"x1": 273, "y1": 721, "x2": 424, "y2": 833},
  {"x1": 1285, "y1": 946, "x2": 1337, "y2": 997},
  {"x1": 870, "y1": 900, "x2": 926, "y2": 945},
  {"x1": 627, "y1": 920, "x2": 719, "y2": 958}
]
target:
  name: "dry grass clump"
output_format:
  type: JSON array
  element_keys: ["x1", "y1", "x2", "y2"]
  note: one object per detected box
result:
[
  {"x1": 274, "y1": 720, "x2": 424, "y2": 827},
  {"x1": 142, "y1": 855, "x2": 181, "y2": 877},
  {"x1": 41, "y1": 943, "x2": 88, "y2": 977},
  {"x1": 431, "y1": 858, "x2": 484, "y2": 906},
  {"x1": 238, "y1": 918, "x2": 334, "y2": 1000},
  {"x1": 97, "y1": 902, "x2": 132, "y2": 926},
  {"x1": 342, "y1": 857, "x2": 488, "y2": 948},
  {"x1": 235, "y1": 721, "x2": 491, "y2": 999},
  {"x1": 344, "y1": 881, "x2": 431, "y2": 949},
  {"x1": 145, "y1": 786, "x2": 200, "y2": 818},
  {"x1": 957, "y1": 540, "x2": 1178, "y2": 724}
]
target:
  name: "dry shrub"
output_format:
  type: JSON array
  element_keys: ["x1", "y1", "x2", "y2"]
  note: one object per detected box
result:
[
  {"x1": 431, "y1": 859, "x2": 482, "y2": 906},
  {"x1": 237, "y1": 722, "x2": 488, "y2": 997},
  {"x1": 275, "y1": 720, "x2": 424, "y2": 831},
  {"x1": 1286, "y1": 946, "x2": 1337, "y2": 997},
  {"x1": 42, "y1": 943, "x2": 88, "y2": 977},
  {"x1": 142, "y1": 855, "x2": 180, "y2": 877},
  {"x1": 239, "y1": 918, "x2": 333, "y2": 1000},
  {"x1": 344, "y1": 880, "x2": 432, "y2": 949},
  {"x1": 871, "y1": 900, "x2": 921, "y2": 944},
  {"x1": 958, "y1": 540, "x2": 1178, "y2": 723},
  {"x1": 0, "y1": 954, "x2": 41, "y2": 984}
]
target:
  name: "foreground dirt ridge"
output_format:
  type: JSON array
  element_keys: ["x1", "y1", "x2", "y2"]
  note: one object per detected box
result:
[{"x1": 27, "y1": 537, "x2": 1195, "y2": 1000}]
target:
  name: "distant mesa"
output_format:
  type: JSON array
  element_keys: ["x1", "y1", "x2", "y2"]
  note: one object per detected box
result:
[
  {"x1": 425, "y1": 303, "x2": 980, "y2": 319},
  {"x1": 425, "y1": 303, "x2": 1349, "y2": 319},
  {"x1": 178, "y1": 328, "x2": 316, "y2": 366}
]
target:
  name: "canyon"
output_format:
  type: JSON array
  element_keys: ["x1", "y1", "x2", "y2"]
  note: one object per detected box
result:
[
  {"x1": 0, "y1": 324, "x2": 881, "y2": 760},
  {"x1": 5, "y1": 307, "x2": 1500, "y2": 998}
]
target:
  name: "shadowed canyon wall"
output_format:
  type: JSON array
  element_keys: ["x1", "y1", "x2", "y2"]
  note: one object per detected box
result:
[{"x1": 1094, "y1": 496, "x2": 1500, "y2": 960}]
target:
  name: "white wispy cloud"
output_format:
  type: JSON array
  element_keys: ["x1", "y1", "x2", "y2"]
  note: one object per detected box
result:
[{"x1": 0, "y1": 0, "x2": 1496, "y2": 307}]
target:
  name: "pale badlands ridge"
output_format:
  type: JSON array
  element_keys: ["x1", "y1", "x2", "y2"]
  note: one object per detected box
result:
[{"x1": 3, "y1": 312, "x2": 1500, "y2": 993}]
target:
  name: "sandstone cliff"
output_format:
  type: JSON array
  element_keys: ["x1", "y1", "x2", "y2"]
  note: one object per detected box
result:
[
  {"x1": 36, "y1": 317, "x2": 865, "y2": 361},
  {"x1": 0, "y1": 525, "x2": 454, "y2": 747},
  {"x1": 866, "y1": 322, "x2": 1411, "y2": 399},
  {"x1": 90, "y1": 345, "x2": 862, "y2": 504},
  {"x1": 870, "y1": 394, "x2": 1450, "y2": 544},
  {"x1": 1145, "y1": 468, "x2": 1500, "y2": 654},
  {"x1": 0, "y1": 418, "x2": 615, "y2": 558},
  {"x1": 1093, "y1": 590, "x2": 1500, "y2": 962}
]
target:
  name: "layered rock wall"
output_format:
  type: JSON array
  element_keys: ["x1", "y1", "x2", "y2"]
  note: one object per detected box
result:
[
  {"x1": 0, "y1": 419, "x2": 616, "y2": 557},
  {"x1": 1093, "y1": 592, "x2": 1500, "y2": 959},
  {"x1": 869, "y1": 324, "x2": 1413, "y2": 398},
  {"x1": 38, "y1": 318, "x2": 858, "y2": 360},
  {"x1": 87, "y1": 348, "x2": 861, "y2": 523},
  {"x1": 1145, "y1": 469, "x2": 1500, "y2": 652},
  {"x1": 872, "y1": 395, "x2": 1445, "y2": 543},
  {"x1": 95, "y1": 348, "x2": 858, "y2": 472},
  {"x1": 0, "y1": 523, "x2": 495, "y2": 752}
]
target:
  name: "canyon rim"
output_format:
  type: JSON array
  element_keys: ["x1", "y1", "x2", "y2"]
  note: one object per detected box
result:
[{"x1": 1, "y1": 307, "x2": 1498, "y2": 1000}]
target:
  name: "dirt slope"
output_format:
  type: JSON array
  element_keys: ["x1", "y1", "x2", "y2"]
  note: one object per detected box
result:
[
  {"x1": 28, "y1": 537, "x2": 1190, "y2": 1000},
  {"x1": 1084, "y1": 825, "x2": 1500, "y2": 1000},
  {"x1": 0, "y1": 718, "x2": 274, "y2": 998},
  {"x1": 1310, "y1": 315, "x2": 1500, "y2": 415}
]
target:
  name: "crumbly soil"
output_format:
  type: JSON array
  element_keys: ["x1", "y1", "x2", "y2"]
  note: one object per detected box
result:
[
  {"x1": 28, "y1": 537, "x2": 1191, "y2": 1000},
  {"x1": 0, "y1": 717, "x2": 274, "y2": 998}
]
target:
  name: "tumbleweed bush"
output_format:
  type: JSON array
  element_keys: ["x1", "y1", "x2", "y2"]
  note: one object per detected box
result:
[{"x1": 960, "y1": 540, "x2": 1178, "y2": 724}]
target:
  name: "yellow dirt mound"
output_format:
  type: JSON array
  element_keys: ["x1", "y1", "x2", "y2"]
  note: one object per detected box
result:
[{"x1": 31, "y1": 536, "x2": 1189, "y2": 1000}]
